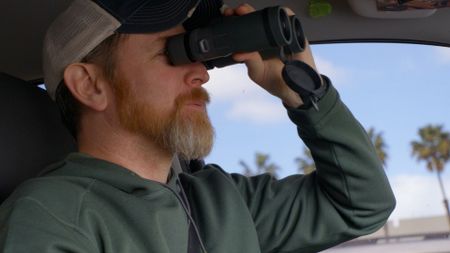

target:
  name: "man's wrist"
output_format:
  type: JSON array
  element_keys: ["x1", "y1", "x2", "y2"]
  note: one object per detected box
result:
[
  {"x1": 282, "y1": 60, "x2": 326, "y2": 110},
  {"x1": 285, "y1": 78, "x2": 338, "y2": 128},
  {"x1": 282, "y1": 91, "x2": 304, "y2": 108}
]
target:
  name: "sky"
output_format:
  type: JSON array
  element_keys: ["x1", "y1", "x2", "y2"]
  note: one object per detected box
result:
[{"x1": 203, "y1": 43, "x2": 450, "y2": 222}]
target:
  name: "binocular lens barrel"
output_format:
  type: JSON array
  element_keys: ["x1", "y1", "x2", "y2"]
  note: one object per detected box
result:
[
  {"x1": 259, "y1": 15, "x2": 305, "y2": 60},
  {"x1": 285, "y1": 15, "x2": 305, "y2": 55},
  {"x1": 167, "y1": 6, "x2": 292, "y2": 65}
]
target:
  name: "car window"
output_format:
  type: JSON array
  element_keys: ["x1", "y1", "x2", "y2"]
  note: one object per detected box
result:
[{"x1": 205, "y1": 43, "x2": 450, "y2": 252}]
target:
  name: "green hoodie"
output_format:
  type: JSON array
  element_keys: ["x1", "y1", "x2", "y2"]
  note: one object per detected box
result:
[{"x1": 0, "y1": 82, "x2": 396, "y2": 253}]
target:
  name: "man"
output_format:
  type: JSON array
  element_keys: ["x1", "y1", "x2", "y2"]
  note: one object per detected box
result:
[{"x1": 0, "y1": 0, "x2": 396, "y2": 252}]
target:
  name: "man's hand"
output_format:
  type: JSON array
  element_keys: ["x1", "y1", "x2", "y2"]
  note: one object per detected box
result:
[{"x1": 223, "y1": 4, "x2": 321, "y2": 108}]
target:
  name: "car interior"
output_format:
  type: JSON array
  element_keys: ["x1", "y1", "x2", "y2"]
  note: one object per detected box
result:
[{"x1": 0, "y1": 0, "x2": 449, "y2": 218}]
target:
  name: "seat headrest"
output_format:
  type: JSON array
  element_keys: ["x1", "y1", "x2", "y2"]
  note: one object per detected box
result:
[{"x1": 0, "y1": 73, "x2": 76, "y2": 203}]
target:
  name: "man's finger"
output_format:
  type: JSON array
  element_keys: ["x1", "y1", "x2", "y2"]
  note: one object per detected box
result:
[
  {"x1": 235, "y1": 3, "x2": 256, "y2": 15},
  {"x1": 232, "y1": 51, "x2": 265, "y2": 83},
  {"x1": 223, "y1": 7, "x2": 234, "y2": 16},
  {"x1": 232, "y1": 51, "x2": 259, "y2": 62},
  {"x1": 283, "y1": 7, "x2": 295, "y2": 16}
]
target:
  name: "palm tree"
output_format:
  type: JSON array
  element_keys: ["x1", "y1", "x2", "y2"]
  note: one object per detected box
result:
[
  {"x1": 367, "y1": 127, "x2": 390, "y2": 239},
  {"x1": 240, "y1": 152, "x2": 280, "y2": 178},
  {"x1": 239, "y1": 160, "x2": 254, "y2": 177},
  {"x1": 295, "y1": 148, "x2": 316, "y2": 174},
  {"x1": 411, "y1": 124, "x2": 450, "y2": 230},
  {"x1": 367, "y1": 127, "x2": 388, "y2": 167}
]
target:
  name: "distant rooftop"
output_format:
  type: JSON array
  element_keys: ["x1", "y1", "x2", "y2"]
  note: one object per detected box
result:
[{"x1": 324, "y1": 215, "x2": 450, "y2": 253}]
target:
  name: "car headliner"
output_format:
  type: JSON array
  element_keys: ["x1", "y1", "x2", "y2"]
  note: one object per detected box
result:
[{"x1": 1, "y1": 0, "x2": 449, "y2": 83}]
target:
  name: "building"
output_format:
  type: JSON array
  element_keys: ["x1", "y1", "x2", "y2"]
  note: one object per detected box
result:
[{"x1": 323, "y1": 215, "x2": 450, "y2": 253}]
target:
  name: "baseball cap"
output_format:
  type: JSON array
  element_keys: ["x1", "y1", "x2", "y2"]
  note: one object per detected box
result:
[{"x1": 43, "y1": 0, "x2": 223, "y2": 99}]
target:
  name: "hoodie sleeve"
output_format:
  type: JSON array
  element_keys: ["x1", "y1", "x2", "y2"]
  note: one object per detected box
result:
[{"x1": 230, "y1": 77, "x2": 396, "y2": 253}]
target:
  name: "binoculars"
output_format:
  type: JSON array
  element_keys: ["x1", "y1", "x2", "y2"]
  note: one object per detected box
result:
[{"x1": 167, "y1": 6, "x2": 305, "y2": 69}]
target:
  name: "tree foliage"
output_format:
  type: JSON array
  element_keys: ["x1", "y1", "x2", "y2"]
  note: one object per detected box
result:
[
  {"x1": 295, "y1": 148, "x2": 316, "y2": 174},
  {"x1": 411, "y1": 124, "x2": 450, "y2": 173},
  {"x1": 239, "y1": 152, "x2": 280, "y2": 178},
  {"x1": 367, "y1": 127, "x2": 388, "y2": 167}
]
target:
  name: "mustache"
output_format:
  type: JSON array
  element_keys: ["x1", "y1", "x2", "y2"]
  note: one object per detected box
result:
[{"x1": 175, "y1": 88, "x2": 210, "y2": 107}]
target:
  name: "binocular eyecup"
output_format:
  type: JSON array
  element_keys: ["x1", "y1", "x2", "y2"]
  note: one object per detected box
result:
[{"x1": 167, "y1": 6, "x2": 306, "y2": 69}]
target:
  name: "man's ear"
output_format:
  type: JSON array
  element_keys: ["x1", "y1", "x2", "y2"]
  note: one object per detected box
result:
[{"x1": 63, "y1": 63, "x2": 110, "y2": 111}]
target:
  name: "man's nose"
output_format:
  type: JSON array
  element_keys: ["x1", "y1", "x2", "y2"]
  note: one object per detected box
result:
[{"x1": 184, "y1": 62, "x2": 210, "y2": 87}]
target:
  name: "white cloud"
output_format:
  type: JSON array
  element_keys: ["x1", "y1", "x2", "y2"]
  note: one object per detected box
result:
[
  {"x1": 315, "y1": 56, "x2": 351, "y2": 86},
  {"x1": 204, "y1": 57, "x2": 352, "y2": 124},
  {"x1": 205, "y1": 64, "x2": 287, "y2": 124},
  {"x1": 205, "y1": 64, "x2": 261, "y2": 102},
  {"x1": 227, "y1": 98, "x2": 287, "y2": 124},
  {"x1": 434, "y1": 46, "x2": 450, "y2": 64},
  {"x1": 388, "y1": 172, "x2": 450, "y2": 222}
]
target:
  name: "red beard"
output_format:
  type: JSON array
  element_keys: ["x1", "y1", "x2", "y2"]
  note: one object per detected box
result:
[{"x1": 114, "y1": 80, "x2": 214, "y2": 160}]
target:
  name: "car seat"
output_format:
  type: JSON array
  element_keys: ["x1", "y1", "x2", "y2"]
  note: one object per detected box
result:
[{"x1": 0, "y1": 73, "x2": 76, "y2": 204}]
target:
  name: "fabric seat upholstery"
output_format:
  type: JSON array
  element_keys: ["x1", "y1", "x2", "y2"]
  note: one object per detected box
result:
[{"x1": 0, "y1": 73, "x2": 76, "y2": 203}]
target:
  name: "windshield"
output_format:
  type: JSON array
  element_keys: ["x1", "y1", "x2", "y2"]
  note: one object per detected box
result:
[{"x1": 205, "y1": 43, "x2": 450, "y2": 252}]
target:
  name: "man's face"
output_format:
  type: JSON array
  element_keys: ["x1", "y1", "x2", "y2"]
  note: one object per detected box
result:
[{"x1": 111, "y1": 26, "x2": 214, "y2": 160}]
